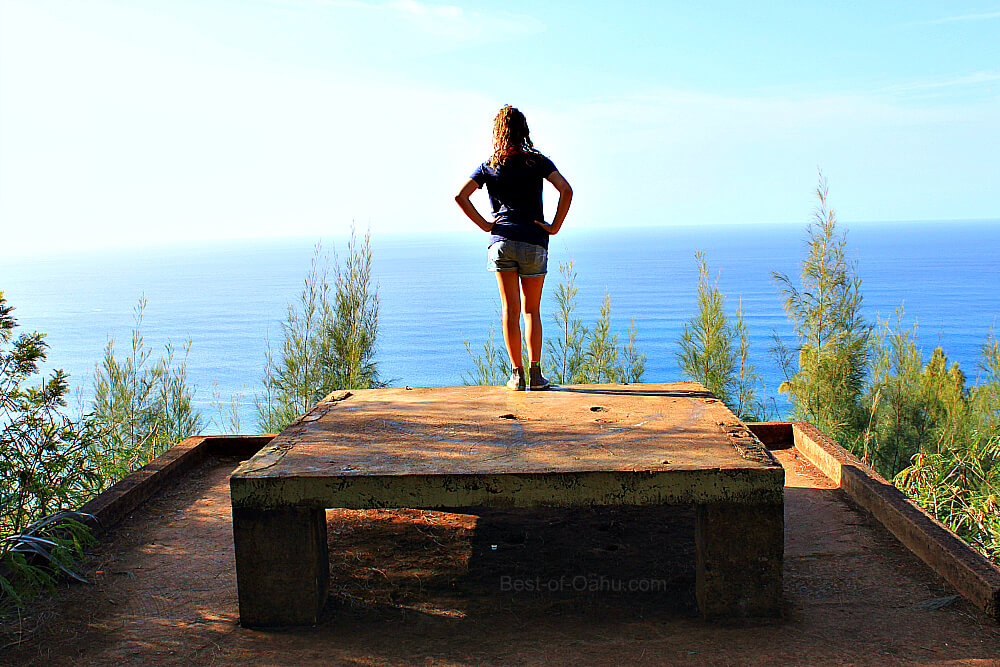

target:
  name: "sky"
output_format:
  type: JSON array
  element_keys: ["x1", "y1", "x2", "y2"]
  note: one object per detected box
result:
[{"x1": 1, "y1": 0, "x2": 998, "y2": 254}]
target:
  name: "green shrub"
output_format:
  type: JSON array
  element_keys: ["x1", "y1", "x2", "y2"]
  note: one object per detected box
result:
[
  {"x1": 773, "y1": 174, "x2": 869, "y2": 444},
  {"x1": 677, "y1": 253, "x2": 764, "y2": 421},
  {"x1": 257, "y1": 231, "x2": 384, "y2": 433},
  {"x1": 0, "y1": 294, "x2": 101, "y2": 536},
  {"x1": 891, "y1": 332, "x2": 1000, "y2": 564},
  {"x1": 1, "y1": 511, "x2": 95, "y2": 612},
  {"x1": 860, "y1": 309, "x2": 969, "y2": 475},
  {"x1": 90, "y1": 298, "x2": 202, "y2": 485},
  {"x1": 0, "y1": 294, "x2": 103, "y2": 609}
]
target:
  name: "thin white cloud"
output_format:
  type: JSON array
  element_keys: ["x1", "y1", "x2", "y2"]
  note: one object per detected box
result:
[
  {"x1": 909, "y1": 9, "x2": 1000, "y2": 25},
  {"x1": 883, "y1": 71, "x2": 1000, "y2": 94}
]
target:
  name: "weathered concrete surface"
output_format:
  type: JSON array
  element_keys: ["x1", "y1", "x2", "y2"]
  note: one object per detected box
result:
[
  {"x1": 231, "y1": 383, "x2": 783, "y2": 510},
  {"x1": 230, "y1": 383, "x2": 784, "y2": 625}
]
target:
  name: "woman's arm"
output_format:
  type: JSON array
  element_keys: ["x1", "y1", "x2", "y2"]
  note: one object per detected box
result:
[
  {"x1": 535, "y1": 171, "x2": 573, "y2": 235},
  {"x1": 455, "y1": 179, "x2": 494, "y2": 233}
]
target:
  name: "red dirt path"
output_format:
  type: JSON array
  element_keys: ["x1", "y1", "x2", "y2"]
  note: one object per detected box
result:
[{"x1": 2, "y1": 449, "x2": 999, "y2": 666}]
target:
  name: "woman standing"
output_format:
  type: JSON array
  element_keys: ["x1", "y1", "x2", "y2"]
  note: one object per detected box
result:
[{"x1": 455, "y1": 105, "x2": 573, "y2": 390}]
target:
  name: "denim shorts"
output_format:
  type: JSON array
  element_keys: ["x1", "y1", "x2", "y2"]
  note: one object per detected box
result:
[{"x1": 487, "y1": 240, "x2": 548, "y2": 276}]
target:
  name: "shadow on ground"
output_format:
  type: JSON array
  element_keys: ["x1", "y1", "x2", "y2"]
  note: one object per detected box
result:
[{"x1": 324, "y1": 504, "x2": 698, "y2": 625}]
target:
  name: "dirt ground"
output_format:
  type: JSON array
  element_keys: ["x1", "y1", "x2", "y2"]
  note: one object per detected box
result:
[{"x1": 2, "y1": 449, "x2": 999, "y2": 666}]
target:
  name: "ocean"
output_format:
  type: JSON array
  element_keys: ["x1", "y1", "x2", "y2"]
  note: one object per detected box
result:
[{"x1": 2, "y1": 220, "x2": 998, "y2": 431}]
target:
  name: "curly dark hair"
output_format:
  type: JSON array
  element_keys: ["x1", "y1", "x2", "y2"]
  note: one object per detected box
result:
[{"x1": 489, "y1": 105, "x2": 538, "y2": 169}]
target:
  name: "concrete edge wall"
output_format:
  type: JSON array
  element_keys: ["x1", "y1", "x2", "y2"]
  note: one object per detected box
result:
[
  {"x1": 79, "y1": 435, "x2": 274, "y2": 535},
  {"x1": 777, "y1": 421, "x2": 1000, "y2": 621}
]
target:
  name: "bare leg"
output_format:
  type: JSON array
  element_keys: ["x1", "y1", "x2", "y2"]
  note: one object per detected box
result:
[
  {"x1": 520, "y1": 275, "x2": 545, "y2": 363},
  {"x1": 495, "y1": 270, "x2": 522, "y2": 367}
]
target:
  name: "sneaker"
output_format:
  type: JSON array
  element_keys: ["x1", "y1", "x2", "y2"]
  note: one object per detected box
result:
[
  {"x1": 506, "y1": 367, "x2": 526, "y2": 391},
  {"x1": 528, "y1": 365, "x2": 550, "y2": 390}
]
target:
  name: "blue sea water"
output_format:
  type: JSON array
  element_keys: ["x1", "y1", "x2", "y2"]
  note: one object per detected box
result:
[{"x1": 2, "y1": 221, "x2": 998, "y2": 431}]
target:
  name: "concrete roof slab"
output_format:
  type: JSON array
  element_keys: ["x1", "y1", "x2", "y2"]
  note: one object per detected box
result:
[{"x1": 231, "y1": 383, "x2": 784, "y2": 510}]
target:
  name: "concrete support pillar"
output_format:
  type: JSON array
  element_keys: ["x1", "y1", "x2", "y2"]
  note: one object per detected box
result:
[
  {"x1": 695, "y1": 501, "x2": 783, "y2": 618},
  {"x1": 233, "y1": 506, "x2": 329, "y2": 627}
]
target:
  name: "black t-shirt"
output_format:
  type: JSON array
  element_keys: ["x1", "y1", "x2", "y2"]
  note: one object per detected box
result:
[{"x1": 471, "y1": 152, "x2": 557, "y2": 249}]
